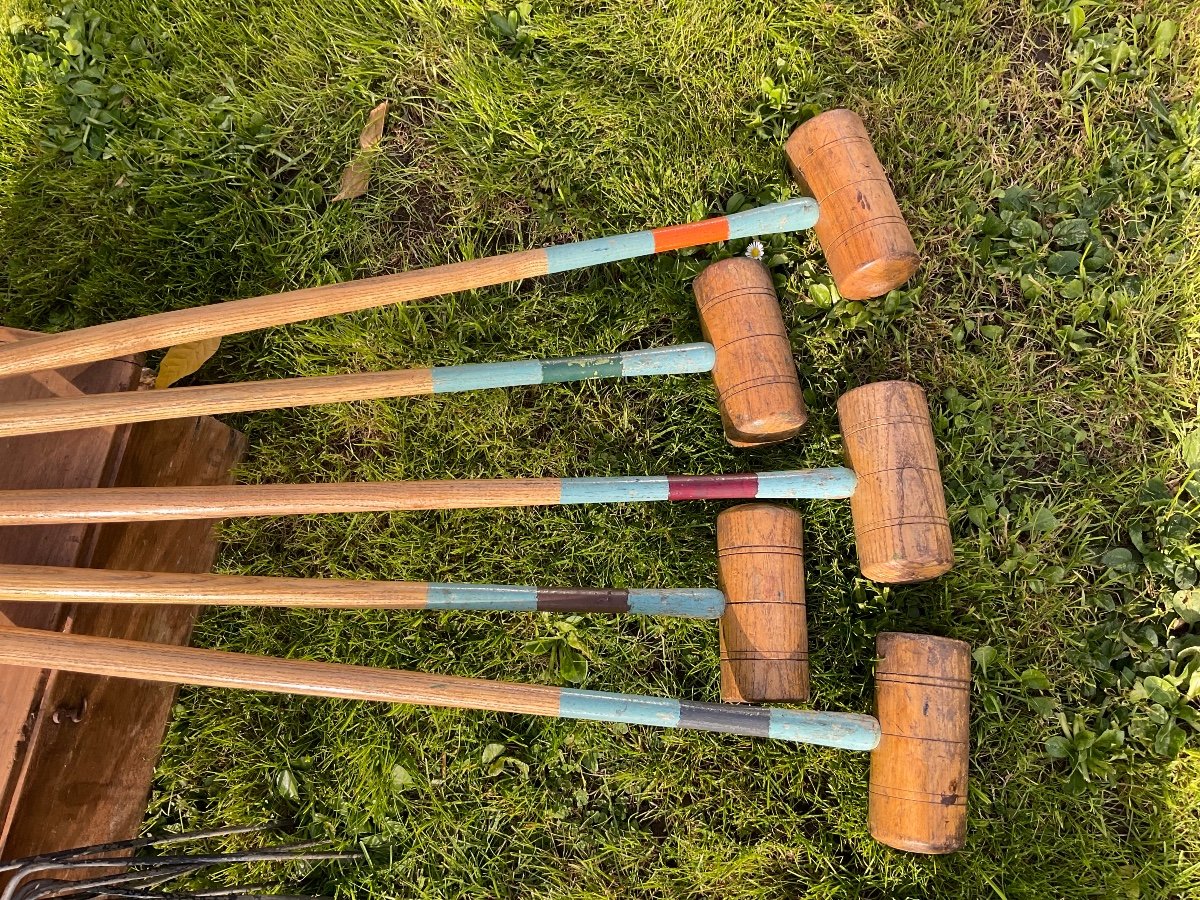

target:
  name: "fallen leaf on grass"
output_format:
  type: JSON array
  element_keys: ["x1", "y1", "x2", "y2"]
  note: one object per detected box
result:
[
  {"x1": 332, "y1": 100, "x2": 389, "y2": 202},
  {"x1": 155, "y1": 337, "x2": 221, "y2": 388}
]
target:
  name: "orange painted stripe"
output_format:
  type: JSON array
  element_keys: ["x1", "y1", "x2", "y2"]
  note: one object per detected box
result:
[{"x1": 651, "y1": 217, "x2": 730, "y2": 253}]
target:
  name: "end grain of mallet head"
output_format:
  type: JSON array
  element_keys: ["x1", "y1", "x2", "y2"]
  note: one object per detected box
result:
[
  {"x1": 786, "y1": 109, "x2": 920, "y2": 300},
  {"x1": 869, "y1": 631, "x2": 971, "y2": 853},
  {"x1": 838, "y1": 380, "x2": 954, "y2": 583},
  {"x1": 693, "y1": 258, "x2": 807, "y2": 447},
  {"x1": 716, "y1": 502, "x2": 808, "y2": 703}
]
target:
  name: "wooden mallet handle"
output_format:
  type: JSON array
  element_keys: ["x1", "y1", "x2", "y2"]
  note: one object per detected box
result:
[
  {"x1": 0, "y1": 469, "x2": 858, "y2": 526},
  {"x1": 0, "y1": 563, "x2": 725, "y2": 617},
  {"x1": 0, "y1": 202, "x2": 817, "y2": 380},
  {"x1": 0, "y1": 344, "x2": 715, "y2": 439},
  {"x1": 693, "y1": 258, "x2": 807, "y2": 447},
  {"x1": 0, "y1": 624, "x2": 880, "y2": 750},
  {"x1": 786, "y1": 110, "x2": 919, "y2": 300}
]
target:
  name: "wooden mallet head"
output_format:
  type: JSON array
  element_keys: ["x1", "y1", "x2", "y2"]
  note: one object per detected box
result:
[
  {"x1": 838, "y1": 381, "x2": 954, "y2": 583},
  {"x1": 693, "y1": 258, "x2": 807, "y2": 447},
  {"x1": 786, "y1": 109, "x2": 919, "y2": 300},
  {"x1": 716, "y1": 503, "x2": 807, "y2": 703},
  {"x1": 870, "y1": 632, "x2": 970, "y2": 853}
]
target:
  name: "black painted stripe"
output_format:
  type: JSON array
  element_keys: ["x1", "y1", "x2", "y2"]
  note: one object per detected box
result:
[{"x1": 677, "y1": 701, "x2": 772, "y2": 737}]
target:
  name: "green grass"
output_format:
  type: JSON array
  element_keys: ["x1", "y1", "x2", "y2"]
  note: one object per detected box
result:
[{"x1": 3, "y1": 0, "x2": 1200, "y2": 896}]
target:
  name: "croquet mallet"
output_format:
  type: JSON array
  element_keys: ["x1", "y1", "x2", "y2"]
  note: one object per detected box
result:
[
  {"x1": 0, "y1": 626, "x2": 968, "y2": 853},
  {"x1": 712, "y1": 379, "x2": 953, "y2": 705},
  {"x1": 0, "y1": 383, "x2": 951, "y2": 585},
  {"x1": 0, "y1": 109, "x2": 916, "y2": 381},
  {"x1": 0, "y1": 256, "x2": 805, "y2": 449}
]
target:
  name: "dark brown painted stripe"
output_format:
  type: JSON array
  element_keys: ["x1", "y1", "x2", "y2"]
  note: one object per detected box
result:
[{"x1": 536, "y1": 588, "x2": 631, "y2": 613}]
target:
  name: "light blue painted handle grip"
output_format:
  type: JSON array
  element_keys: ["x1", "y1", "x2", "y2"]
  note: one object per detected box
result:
[
  {"x1": 766, "y1": 710, "x2": 881, "y2": 751},
  {"x1": 626, "y1": 588, "x2": 725, "y2": 618},
  {"x1": 556, "y1": 468, "x2": 858, "y2": 504},
  {"x1": 757, "y1": 468, "x2": 857, "y2": 499},
  {"x1": 423, "y1": 585, "x2": 725, "y2": 618},
  {"x1": 612, "y1": 344, "x2": 716, "y2": 377},
  {"x1": 544, "y1": 230, "x2": 655, "y2": 274},
  {"x1": 726, "y1": 198, "x2": 820, "y2": 240},
  {"x1": 557, "y1": 689, "x2": 880, "y2": 751},
  {"x1": 430, "y1": 344, "x2": 715, "y2": 394}
]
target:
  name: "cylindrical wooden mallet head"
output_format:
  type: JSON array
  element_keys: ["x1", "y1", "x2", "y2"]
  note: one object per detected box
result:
[
  {"x1": 693, "y1": 258, "x2": 807, "y2": 447},
  {"x1": 869, "y1": 632, "x2": 970, "y2": 853},
  {"x1": 785, "y1": 109, "x2": 919, "y2": 300},
  {"x1": 837, "y1": 381, "x2": 953, "y2": 583},
  {"x1": 716, "y1": 503, "x2": 807, "y2": 702}
]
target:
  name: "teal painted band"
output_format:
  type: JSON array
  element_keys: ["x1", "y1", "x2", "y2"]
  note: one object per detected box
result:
[
  {"x1": 545, "y1": 231, "x2": 655, "y2": 274},
  {"x1": 430, "y1": 344, "x2": 714, "y2": 395},
  {"x1": 725, "y1": 198, "x2": 820, "y2": 240},
  {"x1": 559, "y1": 687, "x2": 879, "y2": 748},
  {"x1": 626, "y1": 588, "x2": 725, "y2": 619},
  {"x1": 558, "y1": 476, "x2": 671, "y2": 504},
  {"x1": 756, "y1": 468, "x2": 857, "y2": 499},
  {"x1": 430, "y1": 360, "x2": 542, "y2": 394},
  {"x1": 558, "y1": 689, "x2": 681, "y2": 728},
  {"x1": 541, "y1": 345, "x2": 716, "y2": 383},
  {"x1": 425, "y1": 583, "x2": 538, "y2": 610},
  {"x1": 767, "y1": 710, "x2": 881, "y2": 751},
  {"x1": 617, "y1": 343, "x2": 715, "y2": 377},
  {"x1": 540, "y1": 355, "x2": 624, "y2": 384}
]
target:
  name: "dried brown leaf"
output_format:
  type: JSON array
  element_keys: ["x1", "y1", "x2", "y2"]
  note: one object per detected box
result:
[{"x1": 332, "y1": 100, "x2": 389, "y2": 202}]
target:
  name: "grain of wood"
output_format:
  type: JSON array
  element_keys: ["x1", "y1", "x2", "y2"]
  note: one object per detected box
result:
[
  {"x1": 0, "y1": 626, "x2": 565, "y2": 717},
  {"x1": 869, "y1": 632, "x2": 970, "y2": 854},
  {"x1": 0, "y1": 414, "x2": 245, "y2": 860},
  {"x1": 837, "y1": 381, "x2": 954, "y2": 583},
  {"x1": 693, "y1": 257, "x2": 806, "y2": 447},
  {"x1": 717, "y1": 503, "x2": 808, "y2": 702},
  {"x1": 0, "y1": 368, "x2": 435, "y2": 437},
  {"x1": 0, "y1": 348, "x2": 141, "y2": 840},
  {"x1": 0, "y1": 479, "x2": 565, "y2": 525},
  {"x1": 786, "y1": 109, "x2": 919, "y2": 300},
  {"x1": 0, "y1": 250, "x2": 548, "y2": 379},
  {"x1": 0, "y1": 564, "x2": 431, "y2": 607}
]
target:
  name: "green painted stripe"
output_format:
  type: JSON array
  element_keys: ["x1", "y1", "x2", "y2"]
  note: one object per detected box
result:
[{"x1": 540, "y1": 354, "x2": 624, "y2": 383}]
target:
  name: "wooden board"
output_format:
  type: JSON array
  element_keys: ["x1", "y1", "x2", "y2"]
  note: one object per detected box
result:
[
  {"x1": 0, "y1": 328, "x2": 141, "y2": 829},
  {"x1": 0, "y1": 326, "x2": 246, "y2": 860},
  {"x1": 0, "y1": 416, "x2": 246, "y2": 857}
]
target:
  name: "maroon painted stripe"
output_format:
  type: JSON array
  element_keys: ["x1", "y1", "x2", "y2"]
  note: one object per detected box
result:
[{"x1": 668, "y1": 473, "x2": 759, "y2": 501}]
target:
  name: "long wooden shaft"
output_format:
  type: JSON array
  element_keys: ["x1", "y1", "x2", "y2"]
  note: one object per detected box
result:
[
  {"x1": 0, "y1": 563, "x2": 724, "y2": 617},
  {"x1": 0, "y1": 625, "x2": 879, "y2": 750},
  {"x1": 0, "y1": 201, "x2": 817, "y2": 379},
  {"x1": 0, "y1": 344, "x2": 715, "y2": 438},
  {"x1": 0, "y1": 469, "x2": 857, "y2": 526}
]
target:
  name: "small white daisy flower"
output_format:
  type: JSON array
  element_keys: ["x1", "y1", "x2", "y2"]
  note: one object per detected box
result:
[{"x1": 745, "y1": 239, "x2": 766, "y2": 261}]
